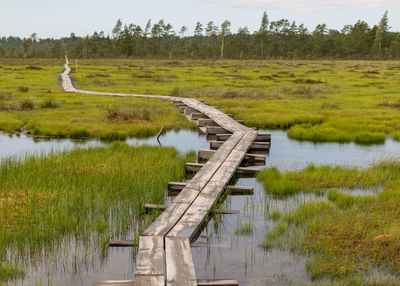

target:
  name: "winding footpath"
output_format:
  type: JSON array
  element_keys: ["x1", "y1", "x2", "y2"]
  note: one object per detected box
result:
[{"x1": 61, "y1": 57, "x2": 266, "y2": 286}]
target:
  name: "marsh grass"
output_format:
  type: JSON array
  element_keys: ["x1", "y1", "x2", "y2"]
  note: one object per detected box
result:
[
  {"x1": 234, "y1": 221, "x2": 253, "y2": 235},
  {"x1": 0, "y1": 143, "x2": 190, "y2": 281},
  {"x1": 0, "y1": 60, "x2": 194, "y2": 139},
  {"x1": 268, "y1": 209, "x2": 281, "y2": 220},
  {"x1": 0, "y1": 263, "x2": 24, "y2": 282},
  {"x1": 257, "y1": 161, "x2": 399, "y2": 197},
  {"x1": 2, "y1": 59, "x2": 400, "y2": 145},
  {"x1": 259, "y1": 160, "x2": 400, "y2": 282}
]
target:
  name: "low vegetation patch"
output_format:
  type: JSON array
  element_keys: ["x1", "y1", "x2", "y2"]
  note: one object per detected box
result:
[
  {"x1": 17, "y1": 86, "x2": 29, "y2": 92},
  {"x1": 293, "y1": 78, "x2": 324, "y2": 84},
  {"x1": 18, "y1": 98, "x2": 34, "y2": 110},
  {"x1": 257, "y1": 161, "x2": 398, "y2": 197},
  {"x1": 40, "y1": 98, "x2": 61, "y2": 109},
  {"x1": 106, "y1": 104, "x2": 157, "y2": 122},
  {"x1": 0, "y1": 263, "x2": 24, "y2": 282},
  {"x1": 259, "y1": 160, "x2": 400, "y2": 283},
  {"x1": 2, "y1": 59, "x2": 400, "y2": 146},
  {"x1": 86, "y1": 73, "x2": 111, "y2": 78},
  {"x1": 235, "y1": 221, "x2": 253, "y2": 235},
  {"x1": 0, "y1": 143, "x2": 191, "y2": 282},
  {"x1": 287, "y1": 125, "x2": 386, "y2": 145},
  {"x1": 25, "y1": 65, "x2": 42, "y2": 71}
]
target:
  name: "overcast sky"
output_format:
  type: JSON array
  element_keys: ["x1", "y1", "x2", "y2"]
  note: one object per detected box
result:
[{"x1": 1, "y1": 0, "x2": 399, "y2": 38}]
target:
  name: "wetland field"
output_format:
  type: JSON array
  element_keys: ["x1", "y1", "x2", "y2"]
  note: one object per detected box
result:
[{"x1": 1, "y1": 58, "x2": 400, "y2": 285}]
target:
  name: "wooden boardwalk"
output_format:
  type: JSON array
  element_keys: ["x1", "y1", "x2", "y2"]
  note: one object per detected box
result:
[{"x1": 61, "y1": 57, "x2": 270, "y2": 286}]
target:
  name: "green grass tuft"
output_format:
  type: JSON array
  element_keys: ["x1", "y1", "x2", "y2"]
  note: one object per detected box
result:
[
  {"x1": 234, "y1": 221, "x2": 253, "y2": 235},
  {"x1": 0, "y1": 263, "x2": 24, "y2": 282},
  {"x1": 259, "y1": 160, "x2": 400, "y2": 282},
  {"x1": 0, "y1": 143, "x2": 190, "y2": 281}
]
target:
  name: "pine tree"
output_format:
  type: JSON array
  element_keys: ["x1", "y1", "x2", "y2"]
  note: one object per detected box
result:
[
  {"x1": 220, "y1": 20, "x2": 231, "y2": 58},
  {"x1": 258, "y1": 11, "x2": 269, "y2": 58},
  {"x1": 372, "y1": 10, "x2": 390, "y2": 57}
]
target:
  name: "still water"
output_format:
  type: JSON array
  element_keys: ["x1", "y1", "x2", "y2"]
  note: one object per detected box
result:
[{"x1": 3, "y1": 129, "x2": 400, "y2": 285}]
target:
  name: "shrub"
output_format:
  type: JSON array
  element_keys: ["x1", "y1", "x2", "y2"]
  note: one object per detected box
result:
[
  {"x1": 70, "y1": 128, "x2": 90, "y2": 139},
  {"x1": 293, "y1": 78, "x2": 324, "y2": 84},
  {"x1": 18, "y1": 86, "x2": 29, "y2": 92},
  {"x1": 0, "y1": 90, "x2": 13, "y2": 100},
  {"x1": 40, "y1": 98, "x2": 61, "y2": 109},
  {"x1": 18, "y1": 98, "x2": 34, "y2": 110},
  {"x1": 25, "y1": 65, "x2": 42, "y2": 70}
]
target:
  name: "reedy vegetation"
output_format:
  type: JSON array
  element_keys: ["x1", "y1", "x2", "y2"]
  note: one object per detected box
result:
[
  {"x1": 0, "y1": 143, "x2": 192, "y2": 281},
  {"x1": 258, "y1": 160, "x2": 400, "y2": 283}
]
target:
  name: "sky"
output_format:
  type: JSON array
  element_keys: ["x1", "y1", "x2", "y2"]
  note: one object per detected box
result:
[{"x1": 1, "y1": 0, "x2": 399, "y2": 39}]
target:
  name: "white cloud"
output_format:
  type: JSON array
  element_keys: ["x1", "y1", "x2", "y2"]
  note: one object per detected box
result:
[{"x1": 204, "y1": 0, "x2": 400, "y2": 12}]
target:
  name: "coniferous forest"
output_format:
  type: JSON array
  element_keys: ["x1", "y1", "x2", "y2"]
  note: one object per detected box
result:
[{"x1": 1, "y1": 11, "x2": 400, "y2": 60}]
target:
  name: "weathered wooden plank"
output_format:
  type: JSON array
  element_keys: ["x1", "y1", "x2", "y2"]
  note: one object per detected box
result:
[
  {"x1": 237, "y1": 167, "x2": 259, "y2": 177},
  {"x1": 135, "y1": 236, "x2": 164, "y2": 276},
  {"x1": 198, "y1": 149, "x2": 265, "y2": 163},
  {"x1": 255, "y1": 133, "x2": 271, "y2": 142},
  {"x1": 109, "y1": 239, "x2": 136, "y2": 247},
  {"x1": 215, "y1": 134, "x2": 232, "y2": 141},
  {"x1": 168, "y1": 131, "x2": 258, "y2": 239},
  {"x1": 214, "y1": 209, "x2": 240, "y2": 214},
  {"x1": 182, "y1": 100, "x2": 244, "y2": 133},
  {"x1": 184, "y1": 108, "x2": 197, "y2": 116},
  {"x1": 168, "y1": 182, "x2": 254, "y2": 196},
  {"x1": 217, "y1": 133, "x2": 271, "y2": 142},
  {"x1": 93, "y1": 280, "x2": 135, "y2": 286},
  {"x1": 226, "y1": 185, "x2": 254, "y2": 195},
  {"x1": 185, "y1": 162, "x2": 204, "y2": 173},
  {"x1": 191, "y1": 112, "x2": 209, "y2": 120},
  {"x1": 134, "y1": 276, "x2": 164, "y2": 286},
  {"x1": 210, "y1": 141, "x2": 270, "y2": 151},
  {"x1": 206, "y1": 127, "x2": 231, "y2": 135},
  {"x1": 165, "y1": 237, "x2": 197, "y2": 286},
  {"x1": 190, "y1": 242, "x2": 229, "y2": 248},
  {"x1": 142, "y1": 202, "x2": 190, "y2": 236},
  {"x1": 183, "y1": 132, "x2": 243, "y2": 189},
  {"x1": 144, "y1": 132, "x2": 244, "y2": 237},
  {"x1": 145, "y1": 204, "x2": 167, "y2": 211},
  {"x1": 197, "y1": 119, "x2": 218, "y2": 127},
  {"x1": 186, "y1": 162, "x2": 258, "y2": 177},
  {"x1": 198, "y1": 127, "x2": 207, "y2": 134},
  {"x1": 197, "y1": 149, "x2": 216, "y2": 161},
  {"x1": 168, "y1": 181, "x2": 187, "y2": 191},
  {"x1": 145, "y1": 204, "x2": 239, "y2": 215},
  {"x1": 197, "y1": 279, "x2": 238, "y2": 286}
]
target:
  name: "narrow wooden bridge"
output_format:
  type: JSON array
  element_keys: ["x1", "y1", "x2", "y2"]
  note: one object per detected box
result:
[{"x1": 61, "y1": 58, "x2": 270, "y2": 286}]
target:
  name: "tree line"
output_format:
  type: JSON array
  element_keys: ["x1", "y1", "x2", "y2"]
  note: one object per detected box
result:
[{"x1": 1, "y1": 11, "x2": 399, "y2": 60}]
